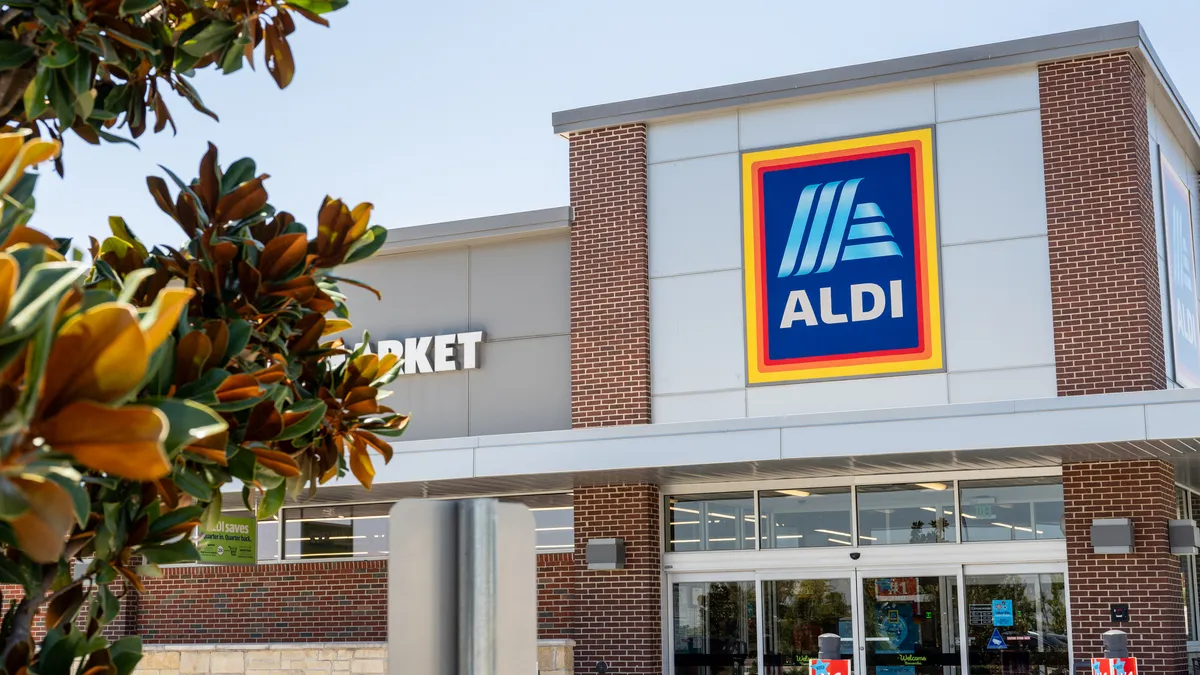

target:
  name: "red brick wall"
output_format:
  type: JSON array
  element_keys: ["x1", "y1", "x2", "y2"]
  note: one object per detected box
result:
[
  {"x1": 136, "y1": 560, "x2": 388, "y2": 644},
  {"x1": 537, "y1": 552, "x2": 576, "y2": 640},
  {"x1": 568, "y1": 124, "x2": 651, "y2": 428},
  {"x1": 1039, "y1": 52, "x2": 1165, "y2": 395},
  {"x1": 1063, "y1": 460, "x2": 1185, "y2": 674},
  {"x1": 572, "y1": 484, "x2": 661, "y2": 675},
  {"x1": 4, "y1": 553, "x2": 579, "y2": 645}
]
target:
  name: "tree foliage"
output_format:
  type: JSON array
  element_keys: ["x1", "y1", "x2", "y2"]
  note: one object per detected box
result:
[
  {"x1": 0, "y1": 130, "x2": 400, "y2": 674},
  {"x1": 0, "y1": 0, "x2": 348, "y2": 164}
]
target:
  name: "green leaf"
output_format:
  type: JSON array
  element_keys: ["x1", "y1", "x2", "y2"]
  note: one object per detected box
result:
[
  {"x1": 180, "y1": 21, "x2": 238, "y2": 58},
  {"x1": 284, "y1": 0, "x2": 348, "y2": 13},
  {"x1": 171, "y1": 466, "x2": 211, "y2": 501},
  {"x1": 96, "y1": 583, "x2": 119, "y2": 626},
  {"x1": 220, "y1": 158, "x2": 256, "y2": 195},
  {"x1": 143, "y1": 337, "x2": 175, "y2": 397},
  {"x1": 14, "y1": 301, "x2": 54, "y2": 420},
  {"x1": 0, "y1": 42, "x2": 34, "y2": 71},
  {"x1": 34, "y1": 626, "x2": 79, "y2": 675},
  {"x1": 257, "y1": 483, "x2": 285, "y2": 520},
  {"x1": 119, "y1": 0, "x2": 160, "y2": 16},
  {"x1": 146, "y1": 504, "x2": 203, "y2": 538},
  {"x1": 200, "y1": 488, "x2": 221, "y2": 531},
  {"x1": 22, "y1": 66, "x2": 51, "y2": 119},
  {"x1": 274, "y1": 400, "x2": 326, "y2": 441},
  {"x1": 0, "y1": 477, "x2": 30, "y2": 519},
  {"x1": 42, "y1": 467, "x2": 88, "y2": 528},
  {"x1": 149, "y1": 399, "x2": 227, "y2": 456},
  {"x1": 139, "y1": 537, "x2": 201, "y2": 564},
  {"x1": 117, "y1": 267, "x2": 155, "y2": 303},
  {"x1": 97, "y1": 130, "x2": 140, "y2": 148},
  {"x1": 343, "y1": 225, "x2": 388, "y2": 265},
  {"x1": 109, "y1": 216, "x2": 148, "y2": 260},
  {"x1": 0, "y1": 262, "x2": 88, "y2": 373},
  {"x1": 0, "y1": 552, "x2": 26, "y2": 586},
  {"x1": 110, "y1": 635, "x2": 144, "y2": 675},
  {"x1": 175, "y1": 368, "x2": 228, "y2": 400},
  {"x1": 222, "y1": 319, "x2": 251, "y2": 363},
  {"x1": 39, "y1": 42, "x2": 78, "y2": 69}
]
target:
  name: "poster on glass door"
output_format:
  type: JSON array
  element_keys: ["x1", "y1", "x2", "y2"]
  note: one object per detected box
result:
[{"x1": 1162, "y1": 150, "x2": 1200, "y2": 388}]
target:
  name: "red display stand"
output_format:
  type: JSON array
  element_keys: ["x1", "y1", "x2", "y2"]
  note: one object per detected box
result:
[
  {"x1": 809, "y1": 659, "x2": 851, "y2": 675},
  {"x1": 1091, "y1": 658, "x2": 1137, "y2": 675}
]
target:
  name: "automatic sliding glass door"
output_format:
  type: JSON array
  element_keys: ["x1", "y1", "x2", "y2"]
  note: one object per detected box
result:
[
  {"x1": 761, "y1": 577, "x2": 856, "y2": 675},
  {"x1": 858, "y1": 574, "x2": 962, "y2": 675},
  {"x1": 672, "y1": 579, "x2": 759, "y2": 675}
]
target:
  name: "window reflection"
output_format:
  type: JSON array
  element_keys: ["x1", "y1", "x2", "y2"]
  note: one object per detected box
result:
[
  {"x1": 763, "y1": 578, "x2": 853, "y2": 673},
  {"x1": 668, "y1": 494, "x2": 756, "y2": 552},
  {"x1": 959, "y1": 478, "x2": 1064, "y2": 542},
  {"x1": 857, "y1": 483, "x2": 956, "y2": 545},
  {"x1": 964, "y1": 573, "x2": 1068, "y2": 675},
  {"x1": 760, "y1": 488, "x2": 853, "y2": 549},
  {"x1": 674, "y1": 581, "x2": 758, "y2": 675}
]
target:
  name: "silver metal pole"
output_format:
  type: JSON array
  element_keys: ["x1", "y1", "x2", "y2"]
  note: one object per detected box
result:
[{"x1": 458, "y1": 499, "x2": 498, "y2": 675}]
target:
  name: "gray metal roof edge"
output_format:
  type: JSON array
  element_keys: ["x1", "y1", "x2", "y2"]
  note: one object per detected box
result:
[
  {"x1": 376, "y1": 205, "x2": 571, "y2": 255},
  {"x1": 551, "y1": 22, "x2": 1144, "y2": 134},
  {"x1": 1134, "y1": 23, "x2": 1200, "y2": 153}
]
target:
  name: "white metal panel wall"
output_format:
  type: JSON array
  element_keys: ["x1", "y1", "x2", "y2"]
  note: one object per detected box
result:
[
  {"x1": 341, "y1": 233, "x2": 571, "y2": 440},
  {"x1": 647, "y1": 68, "x2": 1057, "y2": 423}
]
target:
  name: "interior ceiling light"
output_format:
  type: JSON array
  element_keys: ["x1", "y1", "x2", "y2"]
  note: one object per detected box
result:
[
  {"x1": 916, "y1": 482, "x2": 948, "y2": 491},
  {"x1": 777, "y1": 489, "x2": 811, "y2": 497}
]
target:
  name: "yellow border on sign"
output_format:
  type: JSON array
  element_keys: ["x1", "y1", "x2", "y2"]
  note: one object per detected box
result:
[{"x1": 742, "y1": 128, "x2": 943, "y2": 384}]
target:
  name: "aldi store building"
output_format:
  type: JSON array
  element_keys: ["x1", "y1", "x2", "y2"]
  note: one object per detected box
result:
[{"x1": 124, "y1": 22, "x2": 1200, "y2": 675}]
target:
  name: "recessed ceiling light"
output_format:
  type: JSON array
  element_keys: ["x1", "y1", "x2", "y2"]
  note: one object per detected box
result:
[{"x1": 777, "y1": 489, "x2": 811, "y2": 497}]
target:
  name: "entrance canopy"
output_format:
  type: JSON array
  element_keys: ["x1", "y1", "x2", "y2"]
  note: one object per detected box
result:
[{"x1": 288, "y1": 388, "x2": 1200, "y2": 504}]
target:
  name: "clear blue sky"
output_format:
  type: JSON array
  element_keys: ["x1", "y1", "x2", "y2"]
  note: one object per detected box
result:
[{"x1": 28, "y1": 1, "x2": 1200, "y2": 246}]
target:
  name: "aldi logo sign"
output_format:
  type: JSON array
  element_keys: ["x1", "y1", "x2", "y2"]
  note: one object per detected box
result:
[{"x1": 742, "y1": 129, "x2": 943, "y2": 383}]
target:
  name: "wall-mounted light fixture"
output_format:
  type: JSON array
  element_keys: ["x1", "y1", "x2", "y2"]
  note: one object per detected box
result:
[
  {"x1": 587, "y1": 538, "x2": 626, "y2": 570},
  {"x1": 1091, "y1": 518, "x2": 1133, "y2": 554},
  {"x1": 1170, "y1": 519, "x2": 1200, "y2": 555}
]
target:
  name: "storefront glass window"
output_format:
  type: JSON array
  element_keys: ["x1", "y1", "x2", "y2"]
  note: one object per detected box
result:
[
  {"x1": 667, "y1": 493, "x2": 756, "y2": 552},
  {"x1": 963, "y1": 573, "x2": 1069, "y2": 675},
  {"x1": 759, "y1": 488, "x2": 853, "y2": 549},
  {"x1": 762, "y1": 578, "x2": 853, "y2": 673},
  {"x1": 959, "y1": 478, "x2": 1064, "y2": 542},
  {"x1": 283, "y1": 502, "x2": 391, "y2": 560},
  {"x1": 502, "y1": 493, "x2": 574, "y2": 552},
  {"x1": 857, "y1": 483, "x2": 956, "y2": 545},
  {"x1": 673, "y1": 580, "x2": 758, "y2": 675}
]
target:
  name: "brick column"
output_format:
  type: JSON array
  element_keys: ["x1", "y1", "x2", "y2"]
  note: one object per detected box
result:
[
  {"x1": 572, "y1": 484, "x2": 661, "y2": 675},
  {"x1": 1063, "y1": 460, "x2": 1185, "y2": 674},
  {"x1": 568, "y1": 124, "x2": 650, "y2": 427},
  {"x1": 1039, "y1": 52, "x2": 1165, "y2": 395}
]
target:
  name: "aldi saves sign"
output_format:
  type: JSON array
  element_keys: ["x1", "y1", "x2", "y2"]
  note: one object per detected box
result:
[{"x1": 741, "y1": 129, "x2": 943, "y2": 384}]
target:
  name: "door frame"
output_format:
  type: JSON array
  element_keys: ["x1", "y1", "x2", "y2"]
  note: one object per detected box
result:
[{"x1": 665, "y1": 560, "x2": 1070, "y2": 675}]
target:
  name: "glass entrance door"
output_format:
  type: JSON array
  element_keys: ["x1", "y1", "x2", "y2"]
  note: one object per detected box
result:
[
  {"x1": 672, "y1": 566, "x2": 1068, "y2": 675},
  {"x1": 858, "y1": 574, "x2": 961, "y2": 675}
]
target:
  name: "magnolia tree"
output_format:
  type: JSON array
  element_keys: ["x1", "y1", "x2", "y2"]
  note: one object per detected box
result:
[{"x1": 0, "y1": 1, "x2": 404, "y2": 674}]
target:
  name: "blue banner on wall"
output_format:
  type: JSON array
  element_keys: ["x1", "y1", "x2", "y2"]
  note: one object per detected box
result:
[{"x1": 1162, "y1": 150, "x2": 1200, "y2": 388}]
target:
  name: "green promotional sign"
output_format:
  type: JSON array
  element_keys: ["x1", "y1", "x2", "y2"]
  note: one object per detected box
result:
[{"x1": 197, "y1": 514, "x2": 256, "y2": 564}]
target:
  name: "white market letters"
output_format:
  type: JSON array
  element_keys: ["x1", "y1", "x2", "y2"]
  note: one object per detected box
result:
[{"x1": 353, "y1": 331, "x2": 484, "y2": 376}]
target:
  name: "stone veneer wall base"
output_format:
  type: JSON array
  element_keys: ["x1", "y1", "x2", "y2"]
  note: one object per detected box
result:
[{"x1": 133, "y1": 640, "x2": 575, "y2": 675}]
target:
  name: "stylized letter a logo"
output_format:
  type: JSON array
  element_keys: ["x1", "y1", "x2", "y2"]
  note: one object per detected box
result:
[{"x1": 776, "y1": 178, "x2": 903, "y2": 277}]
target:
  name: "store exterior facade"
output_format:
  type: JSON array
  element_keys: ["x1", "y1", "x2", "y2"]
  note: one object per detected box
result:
[{"x1": 119, "y1": 21, "x2": 1200, "y2": 675}]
